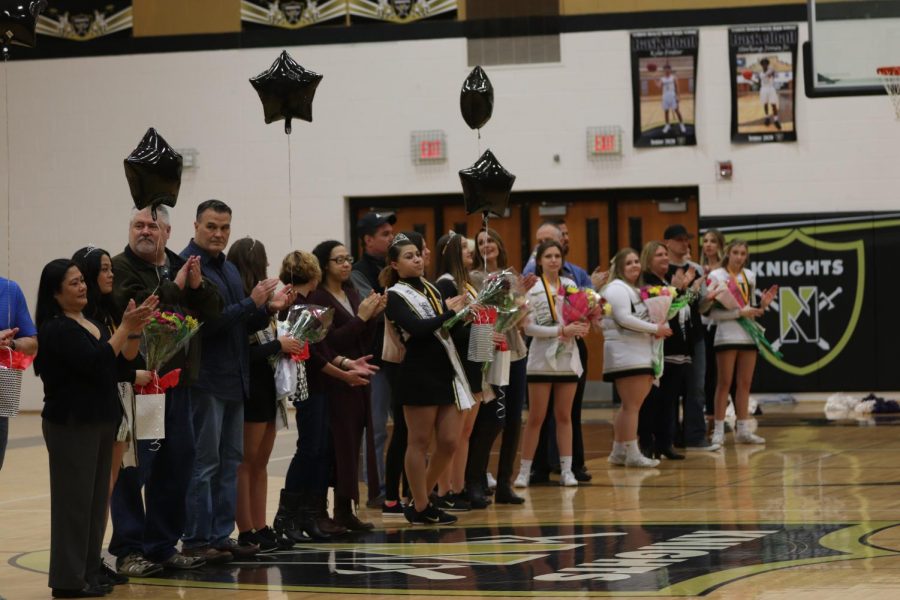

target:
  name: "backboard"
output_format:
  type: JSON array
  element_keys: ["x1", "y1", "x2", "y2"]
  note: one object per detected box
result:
[{"x1": 807, "y1": 0, "x2": 900, "y2": 96}]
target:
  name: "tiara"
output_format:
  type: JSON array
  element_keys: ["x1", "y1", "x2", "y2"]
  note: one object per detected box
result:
[
  {"x1": 441, "y1": 230, "x2": 458, "y2": 255},
  {"x1": 391, "y1": 233, "x2": 411, "y2": 247},
  {"x1": 84, "y1": 245, "x2": 101, "y2": 257}
]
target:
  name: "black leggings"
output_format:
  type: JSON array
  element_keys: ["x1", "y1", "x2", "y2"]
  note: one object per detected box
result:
[{"x1": 383, "y1": 364, "x2": 409, "y2": 502}]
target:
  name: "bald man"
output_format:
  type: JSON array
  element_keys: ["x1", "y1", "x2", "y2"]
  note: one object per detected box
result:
[{"x1": 522, "y1": 221, "x2": 591, "y2": 287}]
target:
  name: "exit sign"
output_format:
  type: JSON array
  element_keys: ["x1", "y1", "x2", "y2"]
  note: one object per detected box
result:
[
  {"x1": 586, "y1": 126, "x2": 623, "y2": 158},
  {"x1": 411, "y1": 130, "x2": 447, "y2": 164}
]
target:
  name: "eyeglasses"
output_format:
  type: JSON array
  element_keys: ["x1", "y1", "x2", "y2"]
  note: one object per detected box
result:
[{"x1": 329, "y1": 256, "x2": 354, "y2": 265}]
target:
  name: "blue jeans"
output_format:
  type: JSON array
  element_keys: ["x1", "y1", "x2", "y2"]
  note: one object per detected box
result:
[
  {"x1": 361, "y1": 369, "x2": 389, "y2": 496},
  {"x1": 109, "y1": 388, "x2": 195, "y2": 563},
  {"x1": 0, "y1": 416, "x2": 7, "y2": 470},
  {"x1": 285, "y1": 390, "x2": 331, "y2": 494},
  {"x1": 683, "y1": 337, "x2": 709, "y2": 446},
  {"x1": 182, "y1": 389, "x2": 243, "y2": 549}
]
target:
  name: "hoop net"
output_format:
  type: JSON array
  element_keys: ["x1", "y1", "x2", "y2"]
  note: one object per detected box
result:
[{"x1": 876, "y1": 66, "x2": 900, "y2": 119}]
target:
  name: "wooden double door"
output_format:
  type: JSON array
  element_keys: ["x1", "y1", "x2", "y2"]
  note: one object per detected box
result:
[{"x1": 351, "y1": 188, "x2": 699, "y2": 381}]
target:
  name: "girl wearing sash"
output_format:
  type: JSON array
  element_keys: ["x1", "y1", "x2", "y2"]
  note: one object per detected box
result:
[
  {"x1": 514, "y1": 240, "x2": 590, "y2": 488},
  {"x1": 603, "y1": 248, "x2": 671, "y2": 468},
  {"x1": 382, "y1": 234, "x2": 472, "y2": 525},
  {"x1": 708, "y1": 240, "x2": 776, "y2": 446}
]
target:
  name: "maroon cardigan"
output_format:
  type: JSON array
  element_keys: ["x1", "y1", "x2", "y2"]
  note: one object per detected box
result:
[{"x1": 307, "y1": 283, "x2": 377, "y2": 388}]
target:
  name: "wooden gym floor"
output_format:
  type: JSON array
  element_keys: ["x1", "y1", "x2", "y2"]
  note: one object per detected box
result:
[{"x1": 3, "y1": 403, "x2": 900, "y2": 599}]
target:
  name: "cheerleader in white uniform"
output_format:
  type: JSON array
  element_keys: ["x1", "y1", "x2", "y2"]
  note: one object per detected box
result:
[
  {"x1": 707, "y1": 239, "x2": 776, "y2": 445},
  {"x1": 514, "y1": 240, "x2": 590, "y2": 488},
  {"x1": 602, "y1": 248, "x2": 672, "y2": 468}
]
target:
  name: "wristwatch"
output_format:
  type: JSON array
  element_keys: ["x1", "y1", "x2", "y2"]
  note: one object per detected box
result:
[{"x1": 9, "y1": 339, "x2": 16, "y2": 351}]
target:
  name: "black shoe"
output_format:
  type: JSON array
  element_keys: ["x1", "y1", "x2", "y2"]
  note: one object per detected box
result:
[
  {"x1": 51, "y1": 586, "x2": 108, "y2": 598},
  {"x1": 464, "y1": 487, "x2": 491, "y2": 510},
  {"x1": 657, "y1": 447, "x2": 686, "y2": 460},
  {"x1": 405, "y1": 503, "x2": 458, "y2": 525},
  {"x1": 764, "y1": 117, "x2": 771, "y2": 126},
  {"x1": 529, "y1": 470, "x2": 550, "y2": 484},
  {"x1": 774, "y1": 120, "x2": 782, "y2": 130},
  {"x1": 572, "y1": 468, "x2": 593, "y2": 483},
  {"x1": 239, "y1": 529, "x2": 278, "y2": 554},
  {"x1": 99, "y1": 560, "x2": 128, "y2": 585},
  {"x1": 494, "y1": 485, "x2": 525, "y2": 505},
  {"x1": 432, "y1": 492, "x2": 471, "y2": 512}
]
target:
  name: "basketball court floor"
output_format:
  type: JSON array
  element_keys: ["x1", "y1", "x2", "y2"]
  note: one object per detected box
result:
[{"x1": 3, "y1": 403, "x2": 900, "y2": 599}]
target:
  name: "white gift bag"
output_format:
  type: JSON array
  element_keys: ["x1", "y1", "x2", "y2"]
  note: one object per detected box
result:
[
  {"x1": 274, "y1": 356, "x2": 298, "y2": 400},
  {"x1": 468, "y1": 323, "x2": 495, "y2": 363},
  {"x1": 0, "y1": 366, "x2": 23, "y2": 418},
  {"x1": 485, "y1": 349, "x2": 511, "y2": 387},
  {"x1": 135, "y1": 393, "x2": 166, "y2": 440}
]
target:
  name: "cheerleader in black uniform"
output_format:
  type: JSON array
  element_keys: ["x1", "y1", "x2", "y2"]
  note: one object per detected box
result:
[{"x1": 382, "y1": 234, "x2": 472, "y2": 525}]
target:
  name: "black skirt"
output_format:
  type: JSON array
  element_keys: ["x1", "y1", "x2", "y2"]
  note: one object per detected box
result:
[
  {"x1": 714, "y1": 343, "x2": 758, "y2": 353},
  {"x1": 603, "y1": 367, "x2": 655, "y2": 383},
  {"x1": 527, "y1": 373, "x2": 580, "y2": 384}
]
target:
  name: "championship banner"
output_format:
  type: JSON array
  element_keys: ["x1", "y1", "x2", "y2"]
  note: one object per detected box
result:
[
  {"x1": 729, "y1": 25, "x2": 798, "y2": 143},
  {"x1": 700, "y1": 212, "x2": 900, "y2": 393},
  {"x1": 349, "y1": 0, "x2": 456, "y2": 24},
  {"x1": 37, "y1": 1, "x2": 132, "y2": 41},
  {"x1": 630, "y1": 30, "x2": 698, "y2": 148},
  {"x1": 241, "y1": 1, "x2": 346, "y2": 29}
]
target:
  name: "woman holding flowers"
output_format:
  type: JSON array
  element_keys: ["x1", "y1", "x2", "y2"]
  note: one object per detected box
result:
[
  {"x1": 602, "y1": 248, "x2": 672, "y2": 468},
  {"x1": 381, "y1": 234, "x2": 470, "y2": 525},
  {"x1": 311, "y1": 240, "x2": 386, "y2": 531},
  {"x1": 514, "y1": 240, "x2": 589, "y2": 488},
  {"x1": 707, "y1": 239, "x2": 777, "y2": 445},
  {"x1": 35, "y1": 259, "x2": 156, "y2": 598}
]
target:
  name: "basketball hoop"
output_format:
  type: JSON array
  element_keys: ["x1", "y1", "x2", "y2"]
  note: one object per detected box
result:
[{"x1": 876, "y1": 66, "x2": 900, "y2": 119}]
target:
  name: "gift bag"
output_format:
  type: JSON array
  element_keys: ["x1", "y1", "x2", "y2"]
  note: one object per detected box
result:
[
  {"x1": 0, "y1": 366, "x2": 23, "y2": 418},
  {"x1": 135, "y1": 393, "x2": 165, "y2": 439},
  {"x1": 485, "y1": 349, "x2": 511, "y2": 387},
  {"x1": 275, "y1": 356, "x2": 298, "y2": 399},
  {"x1": 468, "y1": 308, "x2": 497, "y2": 363},
  {"x1": 293, "y1": 359, "x2": 309, "y2": 402}
]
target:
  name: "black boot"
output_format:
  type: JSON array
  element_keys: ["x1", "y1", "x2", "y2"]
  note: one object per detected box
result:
[
  {"x1": 464, "y1": 401, "x2": 503, "y2": 509},
  {"x1": 333, "y1": 496, "x2": 374, "y2": 532},
  {"x1": 497, "y1": 411, "x2": 522, "y2": 490},
  {"x1": 464, "y1": 484, "x2": 491, "y2": 509},
  {"x1": 314, "y1": 492, "x2": 348, "y2": 536},
  {"x1": 494, "y1": 483, "x2": 525, "y2": 505},
  {"x1": 274, "y1": 489, "x2": 307, "y2": 544}
]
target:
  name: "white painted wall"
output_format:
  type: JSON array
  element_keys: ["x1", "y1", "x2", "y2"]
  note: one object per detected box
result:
[{"x1": 1, "y1": 24, "x2": 897, "y2": 410}]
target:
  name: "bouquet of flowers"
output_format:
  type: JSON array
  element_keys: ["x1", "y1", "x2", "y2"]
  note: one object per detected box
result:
[
  {"x1": 559, "y1": 285, "x2": 611, "y2": 327},
  {"x1": 707, "y1": 277, "x2": 782, "y2": 358},
  {"x1": 443, "y1": 268, "x2": 524, "y2": 330},
  {"x1": 0, "y1": 349, "x2": 35, "y2": 418},
  {"x1": 275, "y1": 305, "x2": 334, "y2": 402},
  {"x1": 140, "y1": 311, "x2": 201, "y2": 372},
  {"x1": 641, "y1": 285, "x2": 677, "y2": 379}
]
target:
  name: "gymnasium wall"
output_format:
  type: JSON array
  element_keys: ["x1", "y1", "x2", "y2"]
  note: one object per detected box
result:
[{"x1": 2, "y1": 21, "x2": 896, "y2": 408}]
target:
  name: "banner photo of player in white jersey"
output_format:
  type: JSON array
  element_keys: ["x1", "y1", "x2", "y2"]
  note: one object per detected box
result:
[
  {"x1": 630, "y1": 30, "x2": 698, "y2": 148},
  {"x1": 730, "y1": 25, "x2": 798, "y2": 143}
]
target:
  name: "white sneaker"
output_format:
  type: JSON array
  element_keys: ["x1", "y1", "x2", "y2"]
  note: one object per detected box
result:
[
  {"x1": 559, "y1": 471, "x2": 579, "y2": 487},
  {"x1": 607, "y1": 452, "x2": 626, "y2": 466},
  {"x1": 711, "y1": 432, "x2": 725, "y2": 446},
  {"x1": 485, "y1": 472, "x2": 497, "y2": 490},
  {"x1": 513, "y1": 472, "x2": 529, "y2": 488},
  {"x1": 679, "y1": 123, "x2": 686, "y2": 133},
  {"x1": 625, "y1": 454, "x2": 660, "y2": 468},
  {"x1": 735, "y1": 431, "x2": 766, "y2": 445},
  {"x1": 662, "y1": 124, "x2": 671, "y2": 133}
]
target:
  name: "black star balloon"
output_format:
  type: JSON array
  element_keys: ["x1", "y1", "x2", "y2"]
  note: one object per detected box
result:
[
  {"x1": 123, "y1": 128, "x2": 183, "y2": 218},
  {"x1": 459, "y1": 150, "x2": 515, "y2": 217},
  {"x1": 0, "y1": 0, "x2": 47, "y2": 50},
  {"x1": 250, "y1": 50, "x2": 323, "y2": 134},
  {"x1": 460, "y1": 66, "x2": 493, "y2": 130}
]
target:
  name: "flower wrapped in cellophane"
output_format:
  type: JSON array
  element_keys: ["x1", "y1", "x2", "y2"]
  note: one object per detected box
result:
[
  {"x1": 140, "y1": 311, "x2": 201, "y2": 372},
  {"x1": 275, "y1": 304, "x2": 334, "y2": 402},
  {"x1": 559, "y1": 285, "x2": 611, "y2": 327},
  {"x1": 640, "y1": 285, "x2": 677, "y2": 380},
  {"x1": 443, "y1": 268, "x2": 525, "y2": 330},
  {"x1": 707, "y1": 276, "x2": 782, "y2": 358}
]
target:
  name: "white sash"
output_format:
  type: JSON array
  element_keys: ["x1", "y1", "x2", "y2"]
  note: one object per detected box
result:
[{"x1": 388, "y1": 280, "x2": 475, "y2": 411}]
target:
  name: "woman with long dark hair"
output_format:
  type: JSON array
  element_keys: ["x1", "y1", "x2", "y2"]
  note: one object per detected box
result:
[
  {"x1": 602, "y1": 248, "x2": 671, "y2": 468},
  {"x1": 36, "y1": 259, "x2": 155, "y2": 598},
  {"x1": 310, "y1": 240, "x2": 386, "y2": 530},
  {"x1": 708, "y1": 240, "x2": 776, "y2": 446},
  {"x1": 225, "y1": 238, "x2": 304, "y2": 552},
  {"x1": 71, "y1": 246, "x2": 153, "y2": 586},
  {"x1": 381, "y1": 234, "x2": 470, "y2": 524},
  {"x1": 514, "y1": 240, "x2": 590, "y2": 488}
]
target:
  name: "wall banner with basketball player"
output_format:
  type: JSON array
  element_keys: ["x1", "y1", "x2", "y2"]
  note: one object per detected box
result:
[
  {"x1": 630, "y1": 30, "x2": 698, "y2": 148},
  {"x1": 729, "y1": 25, "x2": 798, "y2": 143},
  {"x1": 699, "y1": 212, "x2": 900, "y2": 393}
]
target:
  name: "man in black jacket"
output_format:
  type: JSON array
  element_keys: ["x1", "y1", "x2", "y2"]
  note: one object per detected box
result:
[
  {"x1": 109, "y1": 206, "x2": 222, "y2": 577},
  {"x1": 350, "y1": 211, "x2": 395, "y2": 506}
]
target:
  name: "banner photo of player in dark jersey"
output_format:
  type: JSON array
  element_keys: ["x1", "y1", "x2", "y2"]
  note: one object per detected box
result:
[
  {"x1": 730, "y1": 25, "x2": 798, "y2": 143},
  {"x1": 630, "y1": 30, "x2": 698, "y2": 148}
]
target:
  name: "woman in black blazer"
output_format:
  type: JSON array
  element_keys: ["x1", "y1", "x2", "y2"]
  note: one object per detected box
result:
[{"x1": 35, "y1": 259, "x2": 155, "y2": 598}]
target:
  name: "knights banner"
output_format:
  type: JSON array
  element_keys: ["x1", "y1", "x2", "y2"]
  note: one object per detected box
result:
[
  {"x1": 700, "y1": 212, "x2": 900, "y2": 393},
  {"x1": 241, "y1": 1, "x2": 346, "y2": 29},
  {"x1": 37, "y1": 1, "x2": 132, "y2": 41},
  {"x1": 630, "y1": 30, "x2": 698, "y2": 148},
  {"x1": 729, "y1": 25, "x2": 798, "y2": 143},
  {"x1": 349, "y1": 0, "x2": 456, "y2": 24}
]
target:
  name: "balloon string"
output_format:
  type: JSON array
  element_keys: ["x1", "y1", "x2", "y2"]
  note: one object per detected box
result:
[
  {"x1": 482, "y1": 213, "x2": 489, "y2": 277},
  {"x1": 287, "y1": 133, "x2": 293, "y2": 249},
  {"x1": 3, "y1": 52, "x2": 11, "y2": 332},
  {"x1": 477, "y1": 128, "x2": 481, "y2": 157}
]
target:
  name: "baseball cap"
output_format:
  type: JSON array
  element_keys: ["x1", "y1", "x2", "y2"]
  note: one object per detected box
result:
[
  {"x1": 357, "y1": 212, "x2": 397, "y2": 237},
  {"x1": 663, "y1": 224, "x2": 693, "y2": 240}
]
